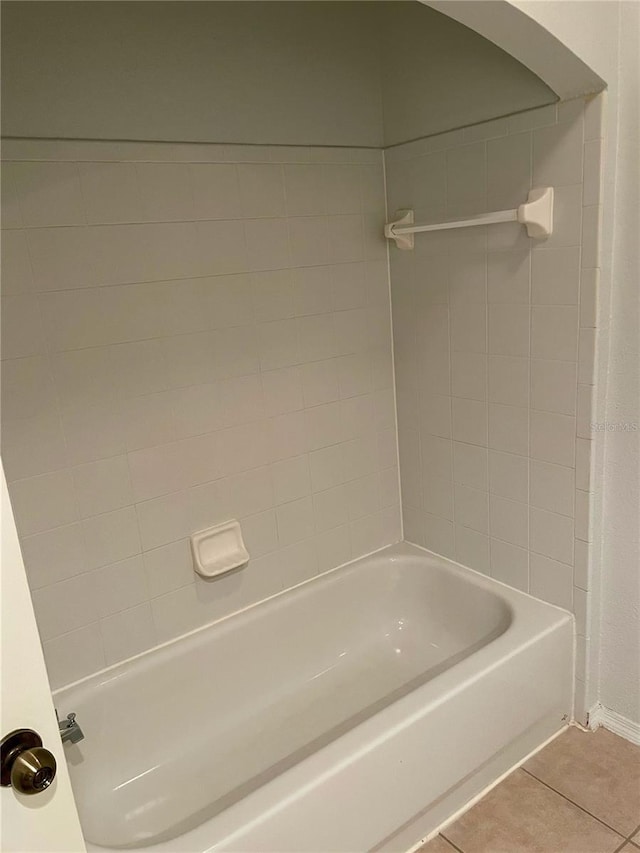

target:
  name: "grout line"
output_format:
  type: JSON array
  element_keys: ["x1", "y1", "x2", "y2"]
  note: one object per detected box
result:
[
  {"x1": 628, "y1": 823, "x2": 640, "y2": 842},
  {"x1": 521, "y1": 767, "x2": 627, "y2": 838},
  {"x1": 438, "y1": 833, "x2": 465, "y2": 853},
  {"x1": 1, "y1": 135, "x2": 382, "y2": 150},
  {"x1": 380, "y1": 149, "x2": 404, "y2": 542},
  {"x1": 382, "y1": 100, "x2": 560, "y2": 150}
]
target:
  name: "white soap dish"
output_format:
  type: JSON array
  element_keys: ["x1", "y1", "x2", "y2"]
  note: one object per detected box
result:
[{"x1": 190, "y1": 520, "x2": 250, "y2": 579}]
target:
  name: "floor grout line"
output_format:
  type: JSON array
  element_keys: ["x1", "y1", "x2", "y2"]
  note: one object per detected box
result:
[
  {"x1": 521, "y1": 767, "x2": 627, "y2": 838},
  {"x1": 612, "y1": 840, "x2": 631, "y2": 853},
  {"x1": 439, "y1": 834, "x2": 465, "y2": 853}
]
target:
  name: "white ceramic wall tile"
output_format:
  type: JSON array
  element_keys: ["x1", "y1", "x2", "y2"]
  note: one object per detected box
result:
[
  {"x1": 100, "y1": 603, "x2": 157, "y2": 666},
  {"x1": 95, "y1": 555, "x2": 148, "y2": 618},
  {"x1": 31, "y1": 572, "x2": 100, "y2": 641},
  {"x1": 1, "y1": 294, "x2": 47, "y2": 359},
  {"x1": 72, "y1": 455, "x2": 133, "y2": 519},
  {"x1": 583, "y1": 95, "x2": 604, "y2": 142},
  {"x1": 488, "y1": 304, "x2": 530, "y2": 357},
  {"x1": 189, "y1": 164, "x2": 241, "y2": 220},
  {"x1": 487, "y1": 132, "x2": 531, "y2": 209},
  {"x1": 488, "y1": 356, "x2": 529, "y2": 408},
  {"x1": 451, "y1": 303, "x2": 487, "y2": 353},
  {"x1": 489, "y1": 450, "x2": 529, "y2": 504},
  {"x1": 530, "y1": 507, "x2": 574, "y2": 565},
  {"x1": 530, "y1": 359, "x2": 577, "y2": 415},
  {"x1": 530, "y1": 553, "x2": 573, "y2": 609},
  {"x1": 135, "y1": 164, "x2": 195, "y2": 222},
  {"x1": 20, "y1": 523, "x2": 88, "y2": 590},
  {"x1": 43, "y1": 624, "x2": 105, "y2": 690},
  {"x1": 490, "y1": 538, "x2": 528, "y2": 591},
  {"x1": 446, "y1": 143, "x2": 486, "y2": 217},
  {"x1": 237, "y1": 164, "x2": 286, "y2": 218},
  {"x1": 452, "y1": 398, "x2": 488, "y2": 447},
  {"x1": 9, "y1": 470, "x2": 79, "y2": 537},
  {"x1": 422, "y1": 513, "x2": 454, "y2": 558},
  {"x1": 487, "y1": 250, "x2": 530, "y2": 304},
  {"x1": 1, "y1": 409, "x2": 69, "y2": 481},
  {"x1": 488, "y1": 404, "x2": 529, "y2": 456},
  {"x1": 454, "y1": 484, "x2": 489, "y2": 534},
  {"x1": 421, "y1": 434, "x2": 452, "y2": 482},
  {"x1": 5, "y1": 139, "x2": 397, "y2": 679},
  {"x1": 11, "y1": 162, "x2": 86, "y2": 227},
  {"x1": 82, "y1": 506, "x2": 141, "y2": 570},
  {"x1": 455, "y1": 525, "x2": 490, "y2": 575},
  {"x1": 271, "y1": 455, "x2": 311, "y2": 505},
  {"x1": 490, "y1": 494, "x2": 528, "y2": 548},
  {"x1": 530, "y1": 410, "x2": 576, "y2": 467},
  {"x1": 79, "y1": 162, "x2": 142, "y2": 224},
  {"x1": 531, "y1": 248, "x2": 580, "y2": 305},
  {"x1": 267, "y1": 409, "x2": 307, "y2": 462},
  {"x1": 315, "y1": 525, "x2": 351, "y2": 573},
  {"x1": 246, "y1": 216, "x2": 291, "y2": 272},
  {"x1": 453, "y1": 442, "x2": 488, "y2": 492},
  {"x1": 533, "y1": 119, "x2": 584, "y2": 187},
  {"x1": 143, "y1": 539, "x2": 193, "y2": 598},
  {"x1": 276, "y1": 496, "x2": 315, "y2": 546},
  {"x1": 530, "y1": 460, "x2": 575, "y2": 517},
  {"x1": 0, "y1": 230, "x2": 34, "y2": 294},
  {"x1": 452, "y1": 351, "x2": 487, "y2": 401}
]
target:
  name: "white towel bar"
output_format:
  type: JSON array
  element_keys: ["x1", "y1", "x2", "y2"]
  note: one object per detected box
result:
[{"x1": 384, "y1": 187, "x2": 554, "y2": 249}]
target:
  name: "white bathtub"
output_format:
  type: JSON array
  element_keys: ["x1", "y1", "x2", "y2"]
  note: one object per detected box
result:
[{"x1": 55, "y1": 543, "x2": 573, "y2": 852}]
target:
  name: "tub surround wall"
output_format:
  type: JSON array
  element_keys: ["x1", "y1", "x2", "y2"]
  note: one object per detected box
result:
[
  {"x1": 1, "y1": 140, "x2": 400, "y2": 688},
  {"x1": 385, "y1": 98, "x2": 601, "y2": 719}
]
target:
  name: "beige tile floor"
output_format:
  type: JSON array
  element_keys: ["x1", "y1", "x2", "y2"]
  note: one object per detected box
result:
[{"x1": 420, "y1": 727, "x2": 640, "y2": 853}]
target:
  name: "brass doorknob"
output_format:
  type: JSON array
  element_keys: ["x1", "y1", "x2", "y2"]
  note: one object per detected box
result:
[{"x1": 1, "y1": 729, "x2": 57, "y2": 795}]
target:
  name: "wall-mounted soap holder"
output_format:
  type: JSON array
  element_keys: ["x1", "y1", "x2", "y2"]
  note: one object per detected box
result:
[{"x1": 190, "y1": 520, "x2": 250, "y2": 579}]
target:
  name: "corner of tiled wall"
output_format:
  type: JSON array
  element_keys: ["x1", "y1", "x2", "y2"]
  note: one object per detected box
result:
[
  {"x1": 384, "y1": 95, "x2": 604, "y2": 724},
  {"x1": 1, "y1": 140, "x2": 402, "y2": 687}
]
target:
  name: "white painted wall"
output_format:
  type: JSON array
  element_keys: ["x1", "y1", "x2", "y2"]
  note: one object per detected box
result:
[
  {"x1": 380, "y1": 2, "x2": 556, "y2": 146},
  {"x1": 2, "y1": 1, "x2": 557, "y2": 148},
  {"x1": 1, "y1": 2, "x2": 384, "y2": 146},
  {"x1": 598, "y1": 2, "x2": 640, "y2": 728},
  {"x1": 423, "y1": 0, "x2": 608, "y2": 100}
]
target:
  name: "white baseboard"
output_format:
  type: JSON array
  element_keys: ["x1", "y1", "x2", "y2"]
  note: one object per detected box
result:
[{"x1": 588, "y1": 703, "x2": 640, "y2": 745}]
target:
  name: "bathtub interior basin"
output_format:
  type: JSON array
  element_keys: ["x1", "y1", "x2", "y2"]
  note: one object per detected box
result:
[{"x1": 53, "y1": 543, "x2": 568, "y2": 852}]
